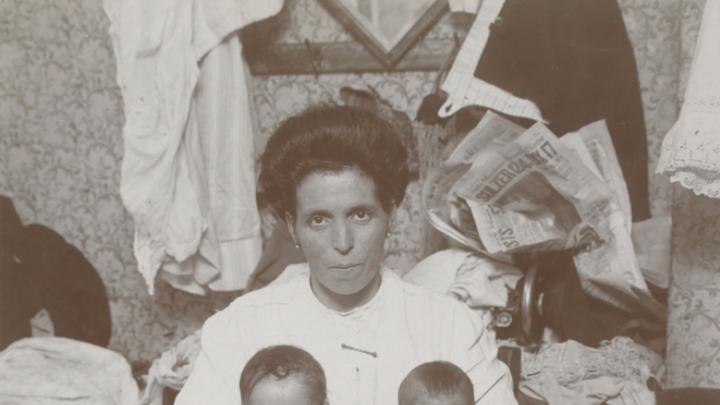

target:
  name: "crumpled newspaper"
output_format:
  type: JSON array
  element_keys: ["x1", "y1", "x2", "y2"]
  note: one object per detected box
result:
[
  {"x1": 423, "y1": 112, "x2": 613, "y2": 258},
  {"x1": 423, "y1": 111, "x2": 666, "y2": 318}
]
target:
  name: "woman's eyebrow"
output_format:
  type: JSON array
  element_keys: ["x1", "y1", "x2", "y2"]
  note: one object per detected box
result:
[
  {"x1": 348, "y1": 203, "x2": 378, "y2": 212},
  {"x1": 303, "y1": 209, "x2": 332, "y2": 218}
]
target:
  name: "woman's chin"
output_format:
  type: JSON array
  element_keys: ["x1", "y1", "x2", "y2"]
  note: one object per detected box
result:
[
  {"x1": 312, "y1": 272, "x2": 381, "y2": 303},
  {"x1": 323, "y1": 282, "x2": 366, "y2": 297}
]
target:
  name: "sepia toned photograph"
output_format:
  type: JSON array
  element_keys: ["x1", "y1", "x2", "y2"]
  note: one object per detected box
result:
[{"x1": 1, "y1": 0, "x2": 718, "y2": 404}]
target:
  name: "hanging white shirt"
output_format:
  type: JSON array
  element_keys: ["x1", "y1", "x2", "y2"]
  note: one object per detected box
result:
[
  {"x1": 104, "y1": 0, "x2": 284, "y2": 294},
  {"x1": 175, "y1": 264, "x2": 517, "y2": 405}
]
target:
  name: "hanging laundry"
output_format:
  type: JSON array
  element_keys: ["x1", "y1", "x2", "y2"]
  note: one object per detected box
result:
[
  {"x1": 657, "y1": 0, "x2": 720, "y2": 199},
  {"x1": 440, "y1": 0, "x2": 650, "y2": 220},
  {"x1": 439, "y1": 0, "x2": 543, "y2": 123},
  {"x1": 447, "y1": 0, "x2": 482, "y2": 14},
  {"x1": 104, "y1": 0, "x2": 284, "y2": 294}
]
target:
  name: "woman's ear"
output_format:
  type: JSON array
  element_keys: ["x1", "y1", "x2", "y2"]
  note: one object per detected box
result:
[
  {"x1": 284, "y1": 212, "x2": 298, "y2": 246},
  {"x1": 387, "y1": 204, "x2": 397, "y2": 236}
]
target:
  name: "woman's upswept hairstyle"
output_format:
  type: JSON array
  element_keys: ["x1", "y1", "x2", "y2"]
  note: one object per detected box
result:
[
  {"x1": 240, "y1": 345, "x2": 327, "y2": 403},
  {"x1": 258, "y1": 105, "x2": 410, "y2": 216}
]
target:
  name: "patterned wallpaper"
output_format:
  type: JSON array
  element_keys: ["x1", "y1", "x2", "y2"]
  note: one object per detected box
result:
[
  {"x1": 664, "y1": 0, "x2": 720, "y2": 388},
  {"x1": 0, "y1": 0, "x2": 717, "y2": 387},
  {"x1": 0, "y1": 0, "x2": 233, "y2": 363}
]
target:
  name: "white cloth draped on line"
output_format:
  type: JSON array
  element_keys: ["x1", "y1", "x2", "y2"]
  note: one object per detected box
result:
[
  {"x1": 657, "y1": 0, "x2": 720, "y2": 198},
  {"x1": 104, "y1": 0, "x2": 284, "y2": 294},
  {"x1": 437, "y1": 0, "x2": 544, "y2": 121}
]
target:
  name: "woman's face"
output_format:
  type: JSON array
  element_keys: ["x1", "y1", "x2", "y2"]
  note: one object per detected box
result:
[{"x1": 288, "y1": 167, "x2": 391, "y2": 310}]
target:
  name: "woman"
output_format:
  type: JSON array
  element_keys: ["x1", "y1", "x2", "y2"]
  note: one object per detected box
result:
[{"x1": 175, "y1": 106, "x2": 516, "y2": 405}]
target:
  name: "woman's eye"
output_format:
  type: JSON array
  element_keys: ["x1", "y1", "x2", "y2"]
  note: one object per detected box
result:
[
  {"x1": 309, "y1": 216, "x2": 328, "y2": 227},
  {"x1": 351, "y1": 210, "x2": 371, "y2": 223}
]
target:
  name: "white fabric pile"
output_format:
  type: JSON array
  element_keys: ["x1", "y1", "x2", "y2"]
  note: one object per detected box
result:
[
  {"x1": 520, "y1": 337, "x2": 662, "y2": 405},
  {"x1": 403, "y1": 248, "x2": 522, "y2": 308},
  {"x1": 0, "y1": 337, "x2": 138, "y2": 405}
]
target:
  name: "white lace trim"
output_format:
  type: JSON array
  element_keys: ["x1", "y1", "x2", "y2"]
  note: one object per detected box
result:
[
  {"x1": 669, "y1": 170, "x2": 720, "y2": 199},
  {"x1": 656, "y1": 0, "x2": 720, "y2": 199}
]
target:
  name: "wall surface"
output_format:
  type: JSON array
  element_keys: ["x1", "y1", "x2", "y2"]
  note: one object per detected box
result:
[
  {"x1": 1, "y1": 0, "x2": 228, "y2": 363},
  {"x1": 0, "y1": 0, "x2": 717, "y2": 387},
  {"x1": 664, "y1": 1, "x2": 720, "y2": 387},
  {"x1": 0, "y1": 0, "x2": 439, "y2": 364}
]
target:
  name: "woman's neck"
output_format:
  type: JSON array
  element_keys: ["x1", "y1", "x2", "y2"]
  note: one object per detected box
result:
[{"x1": 309, "y1": 273, "x2": 383, "y2": 312}]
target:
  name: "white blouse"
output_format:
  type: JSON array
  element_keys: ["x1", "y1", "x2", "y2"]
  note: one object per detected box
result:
[{"x1": 175, "y1": 265, "x2": 517, "y2": 405}]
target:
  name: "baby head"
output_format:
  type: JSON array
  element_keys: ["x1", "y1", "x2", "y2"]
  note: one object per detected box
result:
[
  {"x1": 398, "y1": 361, "x2": 475, "y2": 405},
  {"x1": 240, "y1": 345, "x2": 327, "y2": 405}
]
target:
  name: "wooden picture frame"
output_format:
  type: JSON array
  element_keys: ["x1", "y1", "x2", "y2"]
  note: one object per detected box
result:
[{"x1": 242, "y1": 0, "x2": 468, "y2": 75}]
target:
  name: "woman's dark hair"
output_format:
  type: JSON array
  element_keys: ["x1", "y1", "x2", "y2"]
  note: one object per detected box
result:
[
  {"x1": 240, "y1": 345, "x2": 326, "y2": 403},
  {"x1": 258, "y1": 105, "x2": 410, "y2": 216}
]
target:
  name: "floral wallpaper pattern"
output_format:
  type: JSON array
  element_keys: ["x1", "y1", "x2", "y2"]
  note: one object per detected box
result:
[
  {"x1": 0, "y1": 0, "x2": 232, "y2": 364},
  {"x1": 664, "y1": 0, "x2": 720, "y2": 389},
  {"x1": 0, "y1": 0, "x2": 718, "y2": 387},
  {"x1": 621, "y1": 0, "x2": 681, "y2": 217}
]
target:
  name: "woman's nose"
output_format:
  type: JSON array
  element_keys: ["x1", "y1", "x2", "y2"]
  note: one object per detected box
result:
[{"x1": 332, "y1": 221, "x2": 354, "y2": 254}]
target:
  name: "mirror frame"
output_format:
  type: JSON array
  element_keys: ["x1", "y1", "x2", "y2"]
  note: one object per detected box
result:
[
  {"x1": 242, "y1": 0, "x2": 467, "y2": 74},
  {"x1": 318, "y1": 0, "x2": 448, "y2": 68}
]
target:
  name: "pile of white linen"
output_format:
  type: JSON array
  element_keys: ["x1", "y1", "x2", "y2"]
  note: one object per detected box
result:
[{"x1": 0, "y1": 337, "x2": 138, "y2": 405}]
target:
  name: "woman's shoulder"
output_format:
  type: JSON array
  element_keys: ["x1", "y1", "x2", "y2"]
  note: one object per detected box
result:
[
  {"x1": 385, "y1": 270, "x2": 467, "y2": 312},
  {"x1": 383, "y1": 271, "x2": 483, "y2": 340},
  {"x1": 233, "y1": 272, "x2": 308, "y2": 311},
  {"x1": 204, "y1": 269, "x2": 310, "y2": 332}
]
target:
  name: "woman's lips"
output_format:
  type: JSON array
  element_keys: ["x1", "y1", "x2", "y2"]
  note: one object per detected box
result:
[{"x1": 331, "y1": 263, "x2": 363, "y2": 271}]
